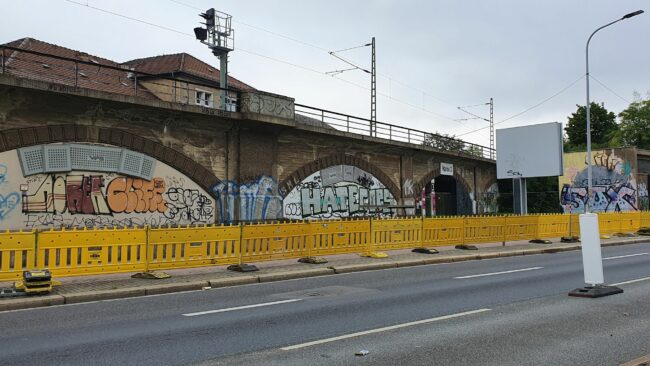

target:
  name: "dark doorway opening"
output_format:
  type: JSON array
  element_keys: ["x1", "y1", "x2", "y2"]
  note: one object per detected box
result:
[{"x1": 424, "y1": 175, "x2": 458, "y2": 216}]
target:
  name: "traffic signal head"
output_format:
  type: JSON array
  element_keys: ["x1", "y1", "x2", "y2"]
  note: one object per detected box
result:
[
  {"x1": 200, "y1": 8, "x2": 216, "y2": 28},
  {"x1": 194, "y1": 27, "x2": 208, "y2": 41}
]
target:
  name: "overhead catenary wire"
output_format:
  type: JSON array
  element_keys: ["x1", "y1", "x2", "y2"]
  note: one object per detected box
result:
[
  {"x1": 64, "y1": 0, "x2": 464, "y2": 124},
  {"x1": 590, "y1": 74, "x2": 632, "y2": 104},
  {"x1": 456, "y1": 75, "x2": 586, "y2": 137}
]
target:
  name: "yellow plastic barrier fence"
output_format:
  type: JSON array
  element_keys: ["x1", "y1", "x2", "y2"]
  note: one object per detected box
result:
[
  {"x1": 37, "y1": 227, "x2": 146, "y2": 277},
  {"x1": 371, "y1": 217, "x2": 422, "y2": 250},
  {"x1": 504, "y1": 215, "x2": 539, "y2": 241},
  {"x1": 310, "y1": 219, "x2": 370, "y2": 256},
  {"x1": 422, "y1": 217, "x2": 464, "y2": 246},
  {"x1": 1, "y1": 211, "x2": 648, "y2": 280},
  {"x1": 241, "y1": 221, "x2": 311, "y2": 262},
  {"x1": 148, "y1": 225, "x2": 241, "y2": 270},
  {"x1": 464, "y1": 216, "x2": 506, "y2": 244},
  {"x1": 0, "y1": 230, "x2": 36, "y2": 281}
]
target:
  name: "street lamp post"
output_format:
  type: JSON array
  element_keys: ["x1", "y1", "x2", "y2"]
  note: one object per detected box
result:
[
  {"x1": 585, "y1": 10, "x2": 644, "y2": 212},
  {"x1": 570, "y1": 9, "x2": 644, "y2": 299}
]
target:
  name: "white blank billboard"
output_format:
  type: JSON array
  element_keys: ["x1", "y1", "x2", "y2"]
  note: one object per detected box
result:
[{"x1": 496, "y1": 122, "x2": 563, "y2": 179}]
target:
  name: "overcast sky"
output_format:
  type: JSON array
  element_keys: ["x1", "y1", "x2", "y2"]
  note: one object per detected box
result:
[{"x1": 2, "y1": 1, "x2": 648, "y2": 147}]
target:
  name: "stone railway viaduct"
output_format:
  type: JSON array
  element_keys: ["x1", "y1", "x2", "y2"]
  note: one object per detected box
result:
[{"x1": 0, "y1": 40, "x2": 496, "y2": 229}]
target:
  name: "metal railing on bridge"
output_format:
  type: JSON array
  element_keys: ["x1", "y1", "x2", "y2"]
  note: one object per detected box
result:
[
  {"x1": 0, "y1": 45, "x2": 495, "y2": 160},
  {"x1": 295, "y1": 104, "x2": 495, "y2": 160},
  {"x1": 1, "y1": 211, "x2": 647, "y2": 281}
]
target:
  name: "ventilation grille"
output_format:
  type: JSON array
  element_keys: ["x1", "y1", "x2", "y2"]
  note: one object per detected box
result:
[
  {"x1": 18, "y1": 146, "x2": 45, "y2": 176},
  {"x1": 44, "y1": 145, "x2": 71, "y2": 172},
  {"x1": 18, "y1": 143, "x2": 157, "y2": 179}
]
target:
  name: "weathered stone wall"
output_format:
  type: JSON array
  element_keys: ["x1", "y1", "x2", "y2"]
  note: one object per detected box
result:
[{"x1": 0, "y1": 77, "x2": 497, "y2": 228}]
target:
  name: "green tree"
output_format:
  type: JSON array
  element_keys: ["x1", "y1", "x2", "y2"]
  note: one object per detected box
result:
[
  {"x1": 423, "y1": 132, "x2": 465, "y2": 151},
  {"x1": 610, "y1": 98, "x2": 650, "y2": 149},
  {"x1": 564, "y1": 102, "x2": 618, "y2": 150},
  {"x1": 423, "y1": 133, "x2": 485, "y2": 157}
]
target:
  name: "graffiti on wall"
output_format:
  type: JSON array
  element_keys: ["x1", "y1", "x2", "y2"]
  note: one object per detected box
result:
[
  {"x1": 283, "y1": 165, "x2": 396, "y2": 219},
  {"x1": 212, "y1": 176, "x2": 283, "y2": 223},
  {"x1": 559, "y1": 149, "x2": 639, "y2": 213},
  {"x1": 18, "y1": 173, "x2": 213, "y2": 228}
]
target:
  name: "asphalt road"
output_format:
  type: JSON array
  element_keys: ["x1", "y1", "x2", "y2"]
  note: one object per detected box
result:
[{"x1": 1, "y1": 242, "x2": 650, "y2": 366}]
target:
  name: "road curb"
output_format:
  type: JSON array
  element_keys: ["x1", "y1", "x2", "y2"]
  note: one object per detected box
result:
[
  {"x1": 209, "y1": 276, "x2": 258, "y2": 288},
  {"x1": 0, "y1": 295, "x2": 65, "y2": 311},
  {"x1": 63, "y1": 287, "x2": 146, "y2": 304},
  {"x1": 144, "y1": 281, "x2": 210, "y2": 295},
  {"x1": 330, "y1": 262, "x2": 398, "y2": 274},
  {"x1": 258, "y1": 268, "x2": 335, "y2": 282}
]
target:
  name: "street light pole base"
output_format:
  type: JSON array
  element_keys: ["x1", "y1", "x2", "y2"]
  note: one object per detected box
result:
[{"x1": 568, "y1": 285, "x2": 623, "y2": 298}]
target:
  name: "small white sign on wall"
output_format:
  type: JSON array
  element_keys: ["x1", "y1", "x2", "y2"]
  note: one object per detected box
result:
[{"x1": 440, "y1": 163, "x2": 453, "y2": 176}]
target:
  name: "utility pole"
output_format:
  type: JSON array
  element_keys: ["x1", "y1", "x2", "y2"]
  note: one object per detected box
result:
[
  {"x1": 193, "y1": 8, "x2": 234, "y2": 111},
  {"x1": 327, "y1": 38, "x2": 376, "y2": 135},
  {"x1": 370, "y1": 37, "x2": 376, "y2": 134},
  {"x1": 457, "y1": 98, "x2": 495, "y2": 159}
]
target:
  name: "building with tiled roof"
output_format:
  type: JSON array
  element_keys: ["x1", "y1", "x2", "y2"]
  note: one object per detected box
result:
[{"x1": 1, "y1": 37, "x2": 255, "y2": 109}]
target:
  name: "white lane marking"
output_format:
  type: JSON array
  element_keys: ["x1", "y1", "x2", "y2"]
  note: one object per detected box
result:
[
  {"x1": 603, "y1": 253, "x2": 650, "y2": 260},
  {"x1": 281, "y1": 308, "x2": 491, "y2": 351},
  {"x1": 611, "y1": 276, "x2": 650, "y2": 286},
  {"x1": 454, "y1": 267, "x2": 543, "y2": 279},
  {"x1": 182, "y1": 299, "x2": 302, "y2": 317}
]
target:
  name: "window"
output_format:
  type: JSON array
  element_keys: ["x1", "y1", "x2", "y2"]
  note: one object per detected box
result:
[{"x1": 195, "y1": 90, "x2": 213, "y2": 107}]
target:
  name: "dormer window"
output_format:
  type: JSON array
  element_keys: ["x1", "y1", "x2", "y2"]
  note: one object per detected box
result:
[{"x1": 195, "y1": 89, "x2": 213, "y2": 107}]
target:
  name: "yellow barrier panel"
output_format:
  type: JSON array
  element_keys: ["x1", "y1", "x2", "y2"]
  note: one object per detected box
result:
[
  {"x1": 0, "y1": 230, "x2": 36, "y2": 281},
  {"x1": 241, "y1": 221, "x2": 311, "y2": 262},
  {"x1": 148, "y1": 225, "x2": 241, "y2": 270},
  {"x1": 536, "y1": 214, "x2": 568, "y2": 239},
  {"x1": 310, "y1": 219, "x2": 370, "y2": 256},
  {"x1": 641, "y1": 211, "x2": 650, "y2": 228},
  {"x1": 617, "y1": 211, "x2": 641, "y2": 233},
  {"x1": 37, "y1": 227, "x2": 146, "y2": 277},
  {"x1": 422, "y1": 217, "x2": 464, "y2": 246},
  {"x1": 598, "y1": 212, "x2": 619, "y2": 235},
  {"x1": 371, "y1": 217, "x2": 422, "y2": 250},
  {"x1": 464, "y1": 216, "x2": 506, "y2": 244},
  {"x1": 504, "y1": 215, "x2": 539, "y2": 241}
]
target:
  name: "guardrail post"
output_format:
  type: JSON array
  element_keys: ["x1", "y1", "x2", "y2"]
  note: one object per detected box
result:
[
  {"x1": 1, "y1": 47, "x2": 4, "y2": 74},
  {"x1": 238, "y1": 223, "x2": 244, "y2": 265},
  {"x1": 407, "y1": 130, "x2": 411, "y2": 143},
  {"x1": 347, "y1": 116, "x2": 350, "y2": 132},
  {"x1": 389, "y1": 125, "x2": 392, "y2": 140}
]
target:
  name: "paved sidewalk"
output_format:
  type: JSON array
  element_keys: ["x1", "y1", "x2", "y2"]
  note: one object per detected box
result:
[{"x1": 0, "y1": 236, "x2": 647, "y2": 311}]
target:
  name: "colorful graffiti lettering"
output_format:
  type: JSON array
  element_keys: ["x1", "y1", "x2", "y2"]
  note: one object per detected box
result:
[
  {"x1": 0, "y1": 192, "x2": 20, "y2": 220},
  {"x1": 561, "y1": 182, "x2": 637, "y2": 213},
  {"x1": 283, "y1": 165, "x2": 396, "y2": 220},
  {"x1": 106, "y1": 177, "x2": 167, "y2": 214},
  {"x1": 560, "y1": 150, "x2": 639, "y2": 213},
  {"x1": 212, "y1": 176, "x2": 283, "y2": 223}
]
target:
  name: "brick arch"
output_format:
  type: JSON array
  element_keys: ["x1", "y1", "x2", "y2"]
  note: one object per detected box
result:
[
  {"x1": 0, "y1": 124, "x2": 219, "y2": 194},
  {"x1": 413, "y1": 167, "x2": 473, "y2": 198},
  {"x1": 279, "y1": 153, "x2": 400, "y2": 199}
]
